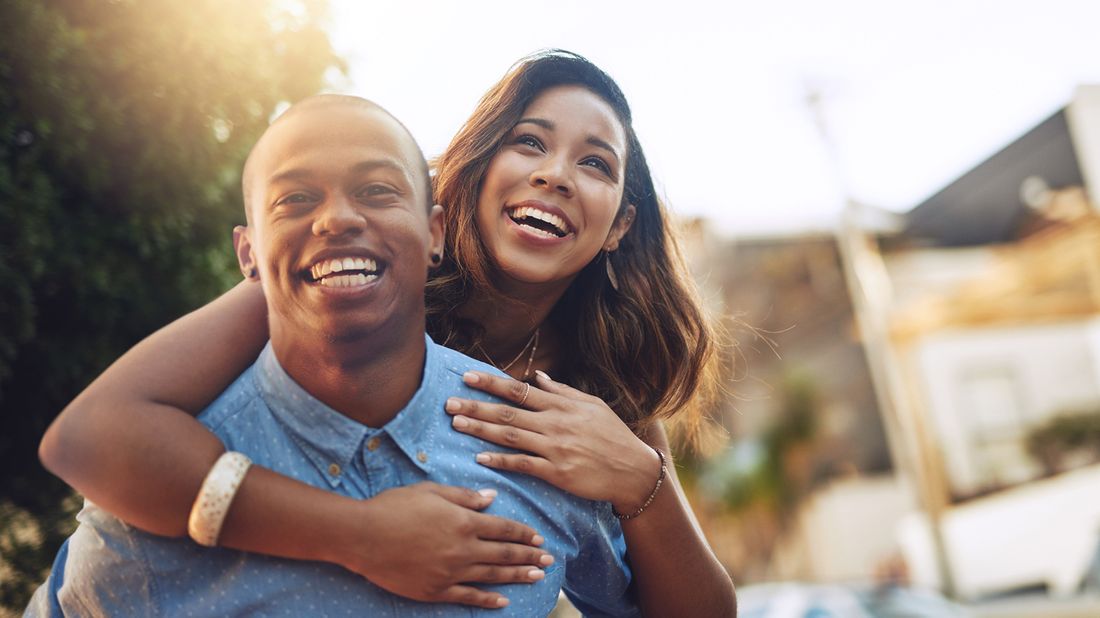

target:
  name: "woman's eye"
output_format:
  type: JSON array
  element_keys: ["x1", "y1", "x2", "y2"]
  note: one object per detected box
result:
[
  {"x1": 515, "y1": 134, "x2": 544, "y2": 150},
  {"x1": 582, "y1": 157, "x2": 612, "y2": 176}
]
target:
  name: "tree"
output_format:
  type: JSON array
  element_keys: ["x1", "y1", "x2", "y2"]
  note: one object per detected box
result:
[{"x1": 0, "y1": 0, "x2": 343, "y2": 608}]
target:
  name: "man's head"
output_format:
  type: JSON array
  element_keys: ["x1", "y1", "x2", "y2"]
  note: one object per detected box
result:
[{"x1": 235, "y1": 95, "x2": 443, "y2": 349}]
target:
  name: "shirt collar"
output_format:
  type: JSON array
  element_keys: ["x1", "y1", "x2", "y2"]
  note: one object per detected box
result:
[
  {"x1": 382, "y1": 334, "x2": 441, "y2": 473},
  {"x1": 253, "y1": 335, "x2": 443, "y2": 483},
  {"x1": 255, "y1": 343, "x2": 370, "y2": 487}
]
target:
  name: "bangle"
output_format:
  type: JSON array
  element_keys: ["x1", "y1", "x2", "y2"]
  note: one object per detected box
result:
[
  {"x1": 188, "y1": 451, "x2": 252, "y2": 547},
  {"x1": 613, "y1": 446, "x2": 667, "y2": 520}
]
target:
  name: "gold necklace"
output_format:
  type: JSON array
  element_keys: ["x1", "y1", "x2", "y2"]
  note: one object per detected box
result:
[{"x1": 475, "y1": 328, "x2": 540, "y2": 380}]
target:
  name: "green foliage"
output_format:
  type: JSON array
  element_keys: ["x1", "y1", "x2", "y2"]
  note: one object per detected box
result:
[
  {"x1": 0, "y1": 0, "x2": 342, "y2": 608},
  {"x1": 1026, "y1": 408, "x2": 1100, "y2": 474},
  {"x1": 704, "y1": 372, "x2": 821, "y2": 516}
]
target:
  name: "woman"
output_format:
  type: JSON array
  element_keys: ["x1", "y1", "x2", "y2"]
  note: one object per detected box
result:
[{"x1": 40, "y1": 50, "x2": 735, "y2": 615}]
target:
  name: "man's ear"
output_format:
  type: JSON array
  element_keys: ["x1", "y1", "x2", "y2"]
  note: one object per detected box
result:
[
  {"x1": 428, "y1": 204, "x2": 445, "y2": 266},
  {"x1": 603, "y1": 204, "x2": 636, "y2": 252},
  {"x1": 233, "y1": 225, "x2": 259, "y2": 279}
]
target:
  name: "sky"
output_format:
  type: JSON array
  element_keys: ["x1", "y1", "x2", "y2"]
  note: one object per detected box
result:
[{"x1": 326, "y1": 0, "x2": 1100, "y2": 237}]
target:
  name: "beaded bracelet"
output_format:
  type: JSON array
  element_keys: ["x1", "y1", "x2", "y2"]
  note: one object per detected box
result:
[
  {"x1": 187, "y1": 451, "x2": 252, "y2": 547},
  {"x1": 613, "y1": 446, "x2": 667, "y2": 520}
]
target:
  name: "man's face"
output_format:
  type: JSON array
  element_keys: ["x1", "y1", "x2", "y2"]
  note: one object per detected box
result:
[{"x1": 236, "y1": 104, "x2": 442, "y2": 344}]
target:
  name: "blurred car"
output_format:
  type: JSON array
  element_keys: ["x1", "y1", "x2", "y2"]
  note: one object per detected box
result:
[{"x1": 735, "y1": 582, "x2": 969, "y2": 618}]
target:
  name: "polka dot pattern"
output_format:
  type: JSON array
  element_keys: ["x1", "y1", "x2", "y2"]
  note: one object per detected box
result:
[{"x1": 27, "y1": 336, "x2": 640, "y2": 617}]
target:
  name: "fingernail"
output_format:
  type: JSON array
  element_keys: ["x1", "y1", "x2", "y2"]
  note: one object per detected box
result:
[
  {"x1": 528, "y1": 569, "x2": 545, "y2": 581},
  {"x1": 452, "y1": 415, "x2": 469, "y2": 428},
  {"x1": 475, "y1": 453, "x2": 491, "y2": 464},
  {"x1": 445, "y1": 398, "x2": 460, "y2": 412},
  {"x1": 496, "y1": 597, "x2": 510, "y2": 608},
  {"x1": 531, "y1": 534, "x2": 545, "y2": 546},
  {"x1": 463, "y1": 371, "x2": 480, "y2": 384},
  {"x1": 477, "y1": 488, "x2": 497, "y2": 499},
  {"x1": 535, "y1": 370, "x2": 551, "y2": 381},
  {"x1": 540, "y1": 554, "x2": 555, "y2": 566}
]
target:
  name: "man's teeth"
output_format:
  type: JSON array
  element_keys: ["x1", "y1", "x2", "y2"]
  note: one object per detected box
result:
[
  {"x1": 310, "y1": 257, "x2": 379, "y2": 281},
  {"x1": 318, "y1": 273, "x2": 378, "y2": 288},
  {"x1": 510, "y1": 206, "x2": 568, "y2": 235}
]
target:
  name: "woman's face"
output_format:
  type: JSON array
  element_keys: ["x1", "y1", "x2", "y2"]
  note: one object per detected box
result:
[{"x1": 476, "y1": 84, "x2": 634, "y2": 290}]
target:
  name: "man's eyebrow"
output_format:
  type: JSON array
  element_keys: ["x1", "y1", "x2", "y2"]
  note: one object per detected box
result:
[
  {"x1": 514, "y1": 117, "x2": 621, "y2": 163},
  {"x1": 267, "y1": 158, "x2": 413, "y2": 187}
]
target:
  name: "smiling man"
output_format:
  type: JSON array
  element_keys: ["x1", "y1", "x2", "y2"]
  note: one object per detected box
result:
[{"x1": 28, "y1": 96, "x2": 638, "y2": 617}]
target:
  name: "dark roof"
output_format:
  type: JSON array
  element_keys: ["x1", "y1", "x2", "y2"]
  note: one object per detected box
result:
[{"x1": 904, "y1": 109, "x2": 1084, "y2": 246}]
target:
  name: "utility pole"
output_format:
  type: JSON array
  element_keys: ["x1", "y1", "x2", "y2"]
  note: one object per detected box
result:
[{"x1": 804, "y1": 83, "x2": 958, "y2": 598}]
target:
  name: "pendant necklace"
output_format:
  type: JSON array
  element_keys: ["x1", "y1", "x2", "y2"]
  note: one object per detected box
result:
[{"x1": 475, "y1": 327, "x2": 540, "y2": 381}]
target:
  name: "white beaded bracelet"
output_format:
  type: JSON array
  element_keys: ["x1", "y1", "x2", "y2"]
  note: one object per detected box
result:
[{"x1": 187, "y1": 451, "x2": 252, "y2": 547}]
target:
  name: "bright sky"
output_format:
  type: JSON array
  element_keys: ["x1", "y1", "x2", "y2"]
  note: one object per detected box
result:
[{"x1": 327, "y1": 0, "x2": 1100, "y2": 236}]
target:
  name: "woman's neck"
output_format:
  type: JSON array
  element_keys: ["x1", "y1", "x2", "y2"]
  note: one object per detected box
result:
[{"x1": 460, "y1": 277, "x2": 569, "y2": 378}]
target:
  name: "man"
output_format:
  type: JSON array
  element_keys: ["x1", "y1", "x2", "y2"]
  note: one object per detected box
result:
[{"x1": 28, "y1": 96, "x2": 637, "y2": 616}]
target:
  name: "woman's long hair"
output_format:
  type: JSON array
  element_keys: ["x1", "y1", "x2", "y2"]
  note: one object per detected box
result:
[{"x1": 428, "y1": 50, "x2": 721, "y2": 445}]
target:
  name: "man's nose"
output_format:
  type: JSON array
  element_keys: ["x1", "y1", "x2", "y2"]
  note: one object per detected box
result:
[
  {"x1": 529, "y1": 157, "x2": 574, "y2": 197},
  {"x1": 312, "y1": 195, "x2": 364, "y2": 237}
]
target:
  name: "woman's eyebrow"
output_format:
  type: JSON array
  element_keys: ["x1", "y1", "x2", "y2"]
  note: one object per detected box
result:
[
  {"x1": 515, "y1": 117, "x2": 553, "y2": 130},
  {"x1": 587, "y1": 136, "x2": 620, "y2": 163},
  {"x1": 515, "y1": 117, "x2": 621, "y2": 162}
]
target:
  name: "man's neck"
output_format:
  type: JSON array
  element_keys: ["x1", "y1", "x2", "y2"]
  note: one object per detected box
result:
[{"x1": 270, "y1": 325, "x2": 426, "y2": 428}]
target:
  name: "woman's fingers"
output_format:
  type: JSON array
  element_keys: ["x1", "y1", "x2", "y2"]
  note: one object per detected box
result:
[
  {"x1": 445, "y1": 395, "x2": 543, "y2": 432},
  {"x1": 470, "y1": 511, "x2": 547, "y2": 548},
  {"x1": 474, "y1": 452, "x2": 556, "y2": 482},
  {"x1": 471, "y1": 538, "x2": 557, "y2": 567},
  {"x1": 462, "y1": 371, "x2": 553, "y2": 410},
  {"x1": 460, "y1": 564, "x2": 547, "y2": 584},
  {"x1": 435, "y1": 585, "x2": 511, "y2": 609},
  {"x1": 450, "y1": 413, "x2": 545, "y2": 452},
  {"x1": 533, "y1": 369, "x2": 597, "y2": 403}
]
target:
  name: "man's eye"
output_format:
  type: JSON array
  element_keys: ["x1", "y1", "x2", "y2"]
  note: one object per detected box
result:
[
  {"x1": 278, "y1": 193, "x2": 314, "y2": 205},
  {"x1": 358, "y1": 185, "x2": 396, "y2": 198}
]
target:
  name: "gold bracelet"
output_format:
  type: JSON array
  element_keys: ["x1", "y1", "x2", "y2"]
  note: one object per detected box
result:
[
  {"x1": 613, "y1": 446, "x2": 667, "y2": 520},
  {"x1": 188, "y1": 451, "x2": 252, "y2": 547}
]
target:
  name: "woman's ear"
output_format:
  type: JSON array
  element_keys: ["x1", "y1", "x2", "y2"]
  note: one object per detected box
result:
[
  {"x1": 603, "y1": 204, "x2": 636, "y2": 252},
  {"x1": 233, "y1": 225, "x2": 259, "y2": 279}
]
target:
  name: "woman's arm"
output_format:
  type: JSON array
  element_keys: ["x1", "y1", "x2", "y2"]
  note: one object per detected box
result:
[
  {"x1": 445, "y1": 371, "x2": 737, "y2": 617},
  {"x1": 41, "y1": 280, "x2": 270, "y2": 534},
  {"x1": 39, "y1": 281, "x2": 552, "y2": 609}
]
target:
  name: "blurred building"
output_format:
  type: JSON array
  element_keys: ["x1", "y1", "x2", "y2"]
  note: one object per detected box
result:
[{"x1": 839, "y1": 85, "x2": 1100, "y2": 600}]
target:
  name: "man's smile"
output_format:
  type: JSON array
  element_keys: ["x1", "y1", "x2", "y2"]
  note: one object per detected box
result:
[{"x1": 303, "y1": 254, "x2": 386, "y2": 289}]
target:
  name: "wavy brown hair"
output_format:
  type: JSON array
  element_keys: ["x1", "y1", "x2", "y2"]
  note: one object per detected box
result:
[{"x1": 427, "y1": 50, "x2": 720, "y2": 445}]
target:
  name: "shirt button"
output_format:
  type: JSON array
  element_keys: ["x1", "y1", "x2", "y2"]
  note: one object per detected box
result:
[
  {"x1": 328, "y1": 463, "x2": 341, "y2": 476},
  {"x1": 417, "y1": 451, "x2": 428, "y2": 463},
  {"x1": 367, "y1": 437, "x2": 381, "y2": 451}
]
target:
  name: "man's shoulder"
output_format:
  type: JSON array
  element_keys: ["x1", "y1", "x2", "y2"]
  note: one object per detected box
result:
[
  {"x1": 429, "y1": 341, "x2": 509, "y2": 400},
  {"x1": 196, "y1": 363, "x2": 262, "y2": 430}
]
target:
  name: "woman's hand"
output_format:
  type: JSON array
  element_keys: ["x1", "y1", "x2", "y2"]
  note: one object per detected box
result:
[
  {"x1": 338, "y1": 482, "x2": 554, "y2": 609},
  {"x1": 444, "y1": 371, "x2": 662, "y2": 516}
]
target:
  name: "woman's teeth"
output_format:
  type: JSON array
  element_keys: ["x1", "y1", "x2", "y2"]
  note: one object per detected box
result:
[{"x1": 509, "y1": 206, "x2": 569, "y2": 237}]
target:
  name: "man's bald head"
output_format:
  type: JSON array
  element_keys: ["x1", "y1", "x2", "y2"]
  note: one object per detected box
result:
[{"x1": 240, "y1": 95, "x2": 432, "y2": 222}]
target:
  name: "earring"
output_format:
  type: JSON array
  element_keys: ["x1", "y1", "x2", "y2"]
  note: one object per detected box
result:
[
  {"x1": 430, "y1": 252, "x2": 442, "y2": 266},
  {"x1": 605, "y1": 251, "x2": 619, "y2": 291},
  {"x1": 248, "y1": 267, "x2": 258, "y2": 279}
]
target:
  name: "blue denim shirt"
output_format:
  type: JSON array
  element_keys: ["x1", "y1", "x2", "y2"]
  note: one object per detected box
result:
[{"x1": 28, "y1": 336, "x2": 637, "y2": 617}]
